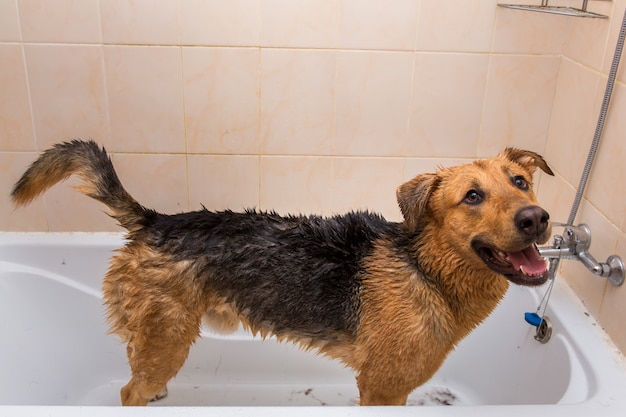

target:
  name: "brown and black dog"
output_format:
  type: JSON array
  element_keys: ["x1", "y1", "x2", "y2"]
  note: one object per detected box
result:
[{"x1": 11, "y1": 140, "x2": 553, "y2": 406}]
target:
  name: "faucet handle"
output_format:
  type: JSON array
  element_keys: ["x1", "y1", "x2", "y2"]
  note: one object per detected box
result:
[
  {"x1": 562, "y1": 223, "x2": 592, "y2": 250},
  {"x1": 607, "y1": 255, "x2": 625, "y2": 286}
]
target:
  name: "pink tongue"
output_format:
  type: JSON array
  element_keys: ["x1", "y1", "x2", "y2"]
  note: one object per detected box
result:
[{"x1": 507, "y1": 246, "x2": 547, "y2": 275}]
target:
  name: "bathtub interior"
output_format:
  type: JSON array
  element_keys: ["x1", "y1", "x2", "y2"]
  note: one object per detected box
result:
[{"x1": 0, "y1": 233, "x2": 619, "y2": 407}]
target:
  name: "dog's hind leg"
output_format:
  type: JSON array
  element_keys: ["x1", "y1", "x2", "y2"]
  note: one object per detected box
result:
[{"x1": 119, "y1": 310, "x2": 200, "y2": 406}]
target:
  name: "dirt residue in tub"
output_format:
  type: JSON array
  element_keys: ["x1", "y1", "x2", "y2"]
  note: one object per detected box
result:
[
  {"x1": 407, "y1": 387, "x2": 460, "y2": 406},
  {"x1": 289, "y1": 388, "x2": 328, "y2": 406},
  {"x1": 291, "y1": 386, "x2": 460, "y2": 406}
]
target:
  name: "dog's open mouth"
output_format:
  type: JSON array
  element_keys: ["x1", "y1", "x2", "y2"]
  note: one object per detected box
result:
[{"x1": 472, "y1": 241, "x2": 549, "y2": 286}]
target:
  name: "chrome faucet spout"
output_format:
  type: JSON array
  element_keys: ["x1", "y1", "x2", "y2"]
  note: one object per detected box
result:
[{"x1": 537, "y1": 247, "x2": 574, "y2": 259}]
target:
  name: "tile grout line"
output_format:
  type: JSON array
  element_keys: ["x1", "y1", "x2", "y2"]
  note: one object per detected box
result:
[
  {"x1": 257, "y1": 0, "x2": 262, "y2": 210},
  {"x1": 14, "y1": 0, "x2": 50, "y2": 231}
]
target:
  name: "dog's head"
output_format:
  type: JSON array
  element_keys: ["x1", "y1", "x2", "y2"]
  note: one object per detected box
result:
[{"x1": 397, "y1": 148, "x2": 554, "y2": 286}]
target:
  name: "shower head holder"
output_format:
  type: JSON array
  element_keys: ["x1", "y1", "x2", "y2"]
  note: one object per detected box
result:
[{"x1": 498, "y1": 0, "x2": 609, "y2": 19}]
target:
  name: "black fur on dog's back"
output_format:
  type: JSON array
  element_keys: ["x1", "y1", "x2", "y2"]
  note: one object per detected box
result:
[{"x1": 145, "y1": 209, "x2": 401, "y2": 341}]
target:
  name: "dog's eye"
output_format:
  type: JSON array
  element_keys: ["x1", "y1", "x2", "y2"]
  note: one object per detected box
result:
[
  {"x1": 513, "y1": 176, "x2": 529, "y2": 190},
  {"x1": 464, "y1": 190, "x2": 483, "y2": 205}
]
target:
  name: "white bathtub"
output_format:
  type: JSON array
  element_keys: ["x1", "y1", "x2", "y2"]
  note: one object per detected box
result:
[{"x1": 1, "y1": 233, "x2": 625, "y2": 417}]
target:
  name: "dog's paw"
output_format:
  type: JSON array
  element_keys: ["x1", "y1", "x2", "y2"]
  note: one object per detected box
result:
[{"x1": 149, "y1": 387, "x2": 168, "y2": 403}]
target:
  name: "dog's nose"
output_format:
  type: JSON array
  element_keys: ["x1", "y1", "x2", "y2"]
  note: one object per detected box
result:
[{"x1": 515, "y1": 206, "x2": 550, "y2": 237}]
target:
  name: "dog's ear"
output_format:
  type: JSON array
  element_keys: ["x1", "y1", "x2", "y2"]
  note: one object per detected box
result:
[
  {"x1": 501, "y1": 148, "x2": 554, "y2": 176},
  {"x1": 396, "y1": 173, "x2": 440, "y2": 232}
]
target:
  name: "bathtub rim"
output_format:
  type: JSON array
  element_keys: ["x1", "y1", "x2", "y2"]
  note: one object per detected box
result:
[{"x1": 1, "y1": 403, "x2": 626, "y2": 417}]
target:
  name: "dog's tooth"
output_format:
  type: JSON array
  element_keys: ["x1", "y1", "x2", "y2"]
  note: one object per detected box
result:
[{"x1": 520, "y1": 265, "x2": 535, "y2": 276}]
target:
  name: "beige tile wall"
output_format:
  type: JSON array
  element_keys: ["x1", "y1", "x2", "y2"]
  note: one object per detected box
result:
[{"x1": 0, "y1": 0, "x2": 625, "y2": 352}]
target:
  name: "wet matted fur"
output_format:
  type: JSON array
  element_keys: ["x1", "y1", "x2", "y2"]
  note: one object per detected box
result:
[{"x1": 11, "y1": 140, "x2": 554, "y2": 406}]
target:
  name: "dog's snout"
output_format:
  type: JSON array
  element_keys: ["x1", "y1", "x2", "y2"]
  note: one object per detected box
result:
[{"x1": 515, "y1": 206, "x2": 550, "y2": 237}]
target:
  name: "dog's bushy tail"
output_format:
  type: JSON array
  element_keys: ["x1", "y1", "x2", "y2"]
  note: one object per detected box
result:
[{"x1": 11, "y1": 139, "x2": 153, "y2": 231}]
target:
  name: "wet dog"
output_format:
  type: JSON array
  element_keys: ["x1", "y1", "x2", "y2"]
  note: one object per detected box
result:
[{"x1": 11, "y1": 140, "x2": 553, "y2": 406}]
